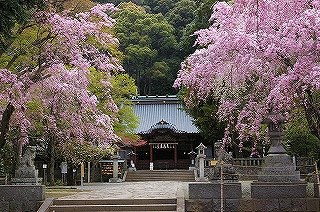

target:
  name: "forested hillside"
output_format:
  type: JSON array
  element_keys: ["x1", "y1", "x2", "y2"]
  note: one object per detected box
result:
[{"x1": 95, "y1": 0, "x2": 217, "y2": 95}]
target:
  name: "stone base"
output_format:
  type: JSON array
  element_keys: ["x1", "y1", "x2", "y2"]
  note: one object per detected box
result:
[
  {"x1": 12, "y1": 177, "x2": 42, "y2": 185},
  {"x1": 251, "y1": 181, "x2": 307, "y2": 198},
  {"x1": 0, "y1": 185, "x2": 45, "y2": 212},
  {"x1": 186, "y1": 198, "x2": 320, "y2": 212},
  {"x1": 128, "y1": 167, "x2": 136, "y2": 172},
  {"x1": 109, "y1": 177, "x2": 122, "y2": 183},
  {"x1": 189, "y1": 182, "x2": 242, "y2": 199}
]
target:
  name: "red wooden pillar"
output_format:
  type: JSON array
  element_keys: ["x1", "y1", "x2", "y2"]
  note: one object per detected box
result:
[
  {"x1": 174, "y1": 144, "x2": 177, "y2": 168},
  {"x1": 149, "y1": 144, "x2": 153, "y2": 162},
  {"x1": 149, "y1": 144, "x2": 153, "y2": 170},
  {"x1": 134, "y1": 146, "x2": 137, "y2": 164}
]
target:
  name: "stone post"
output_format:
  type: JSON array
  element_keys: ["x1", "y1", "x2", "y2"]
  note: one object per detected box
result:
[
  {"x1": 109, "y1": 145, "x2": 122, "y2": 183},
  {"x1": 196, "y1": 143, "x2": 208, "y2": 181}
]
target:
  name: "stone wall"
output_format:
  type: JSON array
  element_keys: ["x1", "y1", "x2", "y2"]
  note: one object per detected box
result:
[{"x1": 0, "y1": 185, "x2": 44, "y2": 212}]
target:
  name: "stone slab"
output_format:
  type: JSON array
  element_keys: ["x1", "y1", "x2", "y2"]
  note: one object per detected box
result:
[
  {"x1": 185, "y1": 199, "x2": 213, "y2": 212},
  {"x1": 109, "y1": 178, "x2": 122, "y2": 183},
  {"x1": 314, "y1": 183, "x2": 319, "y2": 198},
  {"x1": 0, "y1": 185, "x2": 45, "y2": 201},
  {"x1": 189, "y1": 182, "x2": 241, "y2": 199},
  {"x1": 251, "y1": 182, "x2": 307, "y2": 198},
  {"x1": 306, "y1": 198, "x2": 320, "y2": 212}
]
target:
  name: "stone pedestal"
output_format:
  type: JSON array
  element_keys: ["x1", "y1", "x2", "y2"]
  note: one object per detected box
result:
[
  {"x1": 0, "y1": 185, "x2": 45, "y2": 212},
  {"x1": 187, "y1": 182, "x2": 242, "y2": 212},
  {"x1": 251, "y1": 182, "x2": 307, "y2": 198},
  {"x1": 251, "y1": 117, "x2": 307, "y2": 199},
  {"x1": 189, "y1": 182, "x2": 242, "y2": 199}
]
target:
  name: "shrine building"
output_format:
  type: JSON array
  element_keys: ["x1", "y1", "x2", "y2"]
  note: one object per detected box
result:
[{"x1": 132, "y1": 96, "x2": 212, "y2": 170}]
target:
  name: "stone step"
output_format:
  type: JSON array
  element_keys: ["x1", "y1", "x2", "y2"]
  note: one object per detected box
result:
[
  {"x1": 53, "y1": 199, "x2": 177, "y2": 205},
  {"x1": 125, "y1": 178, "x2": 194, "y2": 182},
  {"x1": 127, "y1": 173, "x2": 193, "y2": 176},
  {"x1": 50, "y1": 198, "x2": 177, "y2": 212},
  {"x1": 126, "y1": 175, "x2": 192, "y2": 177},
  {"x1": 49, "y1": 204, "x2": 177, "y2": 211},
  {"x1": 125, "y1": 170, "x2": 194, "y2": 182}
]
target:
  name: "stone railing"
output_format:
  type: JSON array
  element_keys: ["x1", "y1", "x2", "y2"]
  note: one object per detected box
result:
[{"x1": 233, "y1": 158, "x2": 264, "y2": 166}]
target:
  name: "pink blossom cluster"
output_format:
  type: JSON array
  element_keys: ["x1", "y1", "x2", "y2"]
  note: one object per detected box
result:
[
  {"x1": 174, "y1": 0, "x2": 320, "y2": 144},
  {"x1": 0, "y1": 3, "x2": 122, "y2": 147}
]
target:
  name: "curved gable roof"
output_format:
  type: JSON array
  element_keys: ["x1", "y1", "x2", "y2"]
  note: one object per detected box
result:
[{"x1": 132, "y1": 96, "x2": 199, "y2": 134}]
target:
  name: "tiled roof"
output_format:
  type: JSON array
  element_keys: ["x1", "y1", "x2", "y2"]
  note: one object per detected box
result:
[{"x1": 132, "y1": 96, "x2": 199, "y2": 134}]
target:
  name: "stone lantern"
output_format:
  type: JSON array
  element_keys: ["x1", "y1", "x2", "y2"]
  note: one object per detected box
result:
[
  {"x1": 109, "y1": 144, "x2": 122, "y2": 183},
  {"x1": 196, "y1": 143, "x2": 207, "y2": 181},
  {"x1": 188, "y1": 150, "x2": 197, "y2": 170},
  {"x1": 251, "y1": 115, "x2": 307, "y2": 198}
]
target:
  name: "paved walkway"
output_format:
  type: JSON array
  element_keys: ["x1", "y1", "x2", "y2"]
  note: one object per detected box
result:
[
  {"x1": 56, "y1": 180, "x2": 258, "y2": 201},
  {"x1": 59, "y1": 181, "x2": 189, "y2": 200}
]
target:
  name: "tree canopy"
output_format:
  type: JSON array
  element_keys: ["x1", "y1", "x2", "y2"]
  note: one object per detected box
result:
[
  {"x1": 113, "y1": 2, "x2": 179, "y2": 95},
  {"x1": 174, "y1": 0, "x2": 320, "y2": 148}
]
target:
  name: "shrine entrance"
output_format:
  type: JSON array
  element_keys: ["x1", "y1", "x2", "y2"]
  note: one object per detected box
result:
[
  {"x1": 134, "y1": 121, "x2": 202, "y2": 170},
  {"x1": 150, "y1": 143, "x2": 177, "y2": 170}
]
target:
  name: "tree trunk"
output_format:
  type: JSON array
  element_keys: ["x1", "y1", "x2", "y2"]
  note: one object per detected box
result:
[
  {"x1": 304, "y1": 90, "x2": 320, "y2": 140},
  {"x1": 0, "y1": 103, "x2": 15, "y2": 150},
  {"x1": 47, "y1": 136, "x2": 55, "y2": 185}
]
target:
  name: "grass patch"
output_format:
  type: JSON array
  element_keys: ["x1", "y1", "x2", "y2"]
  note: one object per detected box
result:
[{"x1": 45, "y1": 187, "x2": 84, "y2": 198}]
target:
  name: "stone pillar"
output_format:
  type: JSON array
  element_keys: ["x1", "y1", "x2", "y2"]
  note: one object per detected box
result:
[
  {"x1": 196, "y1": 143, "x2": 208, "y2": 181},
  {"x1": 109, "y1": 145, "x2": 122, "y2": 183}
]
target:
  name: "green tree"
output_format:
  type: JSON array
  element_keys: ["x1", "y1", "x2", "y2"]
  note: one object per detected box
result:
[
  {"x1": 0, "y1": 0, "x2": 45, "y2": 54},
  {"x1": 166, "y1": 0, "x2": 196, "y2": 39},
  {"x1": 110, "y1": 73, "x2": 139, "y2": 140},
  {"x1": 114, "y1": 2, "x2": 178, "y2": 95},
  {"x1": 284, "y1": 109, "x2": 320, "y2": 160},
  {"x1": 179, "y1": 0, "x2": 218, "y2": 56}
]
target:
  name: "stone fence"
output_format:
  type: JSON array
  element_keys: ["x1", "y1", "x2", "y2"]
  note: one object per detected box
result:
[{"x1": 203, "y1": 157, "x2": 316, "y2": 181}]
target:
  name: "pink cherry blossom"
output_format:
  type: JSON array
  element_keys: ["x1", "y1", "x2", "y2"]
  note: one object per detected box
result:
[
  {"x1": 0, "y1": 3, "x2": 122, "y2": 149},
  {"x1": 175, "y1": 0, "x2": 320, "y2": 145}
]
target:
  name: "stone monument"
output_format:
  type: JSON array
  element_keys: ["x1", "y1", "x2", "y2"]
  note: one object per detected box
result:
[
  {"x1": 12, "y1": 146, "x2": 42, "y2": 185},
  {"x1": 251, "y1": 116, "x2": 307, "y2": 198},
  {"x1": 212, "y1": 141, "x2": 238, "y2": 182}
]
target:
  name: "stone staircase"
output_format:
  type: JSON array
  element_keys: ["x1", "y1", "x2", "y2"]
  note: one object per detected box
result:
[
  {"x1": 125, "y1": 170, "x2": 195, "y2": 182},
  {"x1": 48, "y1": 198, "x2": 177, "y2": 212}
]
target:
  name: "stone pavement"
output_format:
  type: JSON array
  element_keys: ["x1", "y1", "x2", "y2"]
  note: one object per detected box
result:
[
  {"x1": 56, "y1": 181, "x2": 257, "y2": 200},
  {"x1": 59, "y1": 181, "x2": 189, "y2": 200}
]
